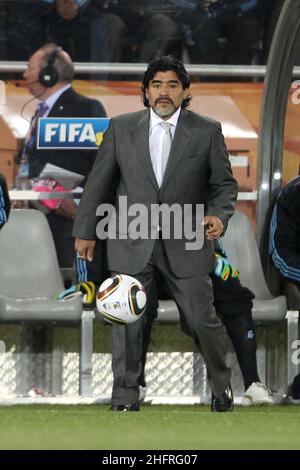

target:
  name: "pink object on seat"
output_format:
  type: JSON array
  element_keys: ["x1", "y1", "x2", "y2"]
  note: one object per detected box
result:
[{"x1": 32, "y1": 179, "x2": 70, "y2": 209}]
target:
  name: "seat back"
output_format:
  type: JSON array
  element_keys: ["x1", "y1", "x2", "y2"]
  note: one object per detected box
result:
[
  {"x1": 222, "y1": 211, "x2": 272, "y2": 300},
  {"x1": 284, "y1": 282, "x2": 300, "y2": 310},
  {"x1": 0, "y1": 209, "x2": 64, "y2": 298}
]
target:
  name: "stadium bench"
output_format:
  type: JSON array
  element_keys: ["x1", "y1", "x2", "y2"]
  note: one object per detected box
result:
[{"x1": 0, "y1": 209, "x2": 94, "y2": 397}]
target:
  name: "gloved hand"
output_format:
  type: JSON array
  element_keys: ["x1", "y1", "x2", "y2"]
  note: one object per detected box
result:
[
  {"x1": 214, "y1": 253, "x2": 239, "y2": 281},
  {"x1": 56, "y1": 281, "x2": 97, "y2": 309}
]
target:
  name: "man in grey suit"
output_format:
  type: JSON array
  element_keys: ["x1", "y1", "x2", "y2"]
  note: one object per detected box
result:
[{"x1": 73, "y1": 56, "x2": 238, "y2": 412}]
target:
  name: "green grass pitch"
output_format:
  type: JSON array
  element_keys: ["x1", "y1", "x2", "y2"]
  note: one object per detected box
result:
[{"x1": 0, "y1": 404, "x2": 300, "y2": 450}]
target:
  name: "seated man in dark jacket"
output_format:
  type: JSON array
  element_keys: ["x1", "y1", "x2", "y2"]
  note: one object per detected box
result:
[
  {"x1": 0, "y1": 174, "x2": 10, "y2": 230},
  {"x1": 269, "y1": 175, "x2": 300, "y2": 399}
]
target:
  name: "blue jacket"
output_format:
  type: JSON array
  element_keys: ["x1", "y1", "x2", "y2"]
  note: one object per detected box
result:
[
  {"x1": 269, "y1": 176, "x2": 300, "y2": 285},
  {"x1": 0, "y1": 174, "x2": 10, "y2": 229}
]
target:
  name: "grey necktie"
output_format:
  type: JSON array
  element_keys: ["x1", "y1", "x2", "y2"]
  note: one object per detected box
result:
[
  {"x1": 25, "y1": 101, "x2": 49, "y2": 147},
  {"x1": 18, "y1": 101, "x2": 49, "y2": 184},
  {"x1": 160, "y1": 121, "x2": 172, "y2": 185}
]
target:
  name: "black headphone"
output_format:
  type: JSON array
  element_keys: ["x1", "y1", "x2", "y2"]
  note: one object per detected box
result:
[{"x1": 39, "y1": 47, "x2": 61, "y2": 87}]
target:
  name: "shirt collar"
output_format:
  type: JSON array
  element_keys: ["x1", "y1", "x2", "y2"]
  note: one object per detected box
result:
[
  {"x1": 41, "y1": 84, "x2": 71, "y2": 112},
  {"x1": 150, "y1": 106, "x2": 181, "y2": 130}
]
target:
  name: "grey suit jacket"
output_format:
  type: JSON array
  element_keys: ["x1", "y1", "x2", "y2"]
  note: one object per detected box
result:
[{"x1": 73, "y1": 108, "x2": 238, "y2": 278}]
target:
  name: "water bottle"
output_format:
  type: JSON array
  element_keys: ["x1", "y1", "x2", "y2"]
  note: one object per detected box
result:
[{"x1": 14, "y1": 152, "x2": 32, "y2": 207}]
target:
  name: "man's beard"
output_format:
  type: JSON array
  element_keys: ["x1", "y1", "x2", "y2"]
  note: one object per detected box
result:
[{"x1": 153, "y1": 101, "x2": 176, "y2": 118}]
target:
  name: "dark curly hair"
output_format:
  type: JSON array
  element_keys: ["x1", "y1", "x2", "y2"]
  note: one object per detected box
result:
[{"x1": 141, "y1": 56, "x2": 191, "y2": 108}]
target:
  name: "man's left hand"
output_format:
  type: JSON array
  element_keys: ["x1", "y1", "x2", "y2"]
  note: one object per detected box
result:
[{"x1": 202, "y1": 215, "x2": 224, "y2": 240}]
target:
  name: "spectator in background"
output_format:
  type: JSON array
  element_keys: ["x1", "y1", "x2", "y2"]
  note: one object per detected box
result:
[
  {"x1": 269, "y1": 175, "x2": 300, "y2": 400},
  {"x1": 175, "y1": 0, "x2": 271, "y2": 67},
  {"x1": 89, "y1": 0, "x2": 269, "y2": 71},
  {"x1": 4, "y1": 1, "x2": 95, "y2": 62},
  {"x1": 260, "y1": 0, "x2": 284, "y2": 64},
  {"x1": 0, "y1": 174, "x2": 11, "y2": 230},
  {"x1": 171, "y1": 0, "x2": 222, "y2": 65},
  {"x1": 211, "y1": 0, "x2": 265, "y2": 65},
  {"x1": 45, "y1": 0, "x2": 97, "y2": 62},
  {"x1": 1, "y1": 0, "x2": 277, "y2": 69},
  {"x1": 0, "y1": 1, "x2": 9, "y2": 60},
  {"x1": 89, "y1": 1, "x2": 127, "y2": 66},
  {"x1": 3, "y1": 1, "x2": 123, "y2": 67},
  {"x1": 18, "y1": 43, "x2": 107, "y2": 287},
  {"x1": 92, "y1": 1, "x2": 181, "y2": 63},
  {"x1": 4, "y1": 1, "x2": 50, "y2": 61}
]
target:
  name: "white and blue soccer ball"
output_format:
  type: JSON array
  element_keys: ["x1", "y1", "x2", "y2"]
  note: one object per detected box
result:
[{"x1": 96, "y1": 274, "x2": 147, "y2": 325}]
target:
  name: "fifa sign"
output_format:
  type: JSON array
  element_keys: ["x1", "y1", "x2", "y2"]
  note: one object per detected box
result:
[{"x1": 37, "y1": 117, "x2": 110, "y2": 149}]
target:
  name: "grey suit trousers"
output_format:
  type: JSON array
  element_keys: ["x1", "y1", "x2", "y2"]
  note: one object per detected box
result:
[{"x1": 111, "y1": 240, "x2": 231, "y2": 405}]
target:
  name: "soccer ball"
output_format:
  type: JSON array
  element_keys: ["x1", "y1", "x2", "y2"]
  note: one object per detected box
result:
[{"x1": 96, "y1": 274, "x2": 147, "y2": 325}]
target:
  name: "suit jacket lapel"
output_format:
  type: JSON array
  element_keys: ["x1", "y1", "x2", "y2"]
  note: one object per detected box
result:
[
  {"x1": 131, "y1": 110, "x2": 159, "y2": 191},
  {"x1": 161, "y1": 110, "x2": 192, "y2": 189}
]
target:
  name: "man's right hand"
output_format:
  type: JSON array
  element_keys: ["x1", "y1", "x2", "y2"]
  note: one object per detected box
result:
[{"x1": 75, "y1": 238, "x2": 95, "y2": 262}]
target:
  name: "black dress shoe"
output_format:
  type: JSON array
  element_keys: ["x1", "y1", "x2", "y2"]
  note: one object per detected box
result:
[
  {"x1": 211, "y1": 385, "x2": 234, "y2": 412},
  {"x1": 109, "y1": 403, "x2": 140, "y2": 412}
]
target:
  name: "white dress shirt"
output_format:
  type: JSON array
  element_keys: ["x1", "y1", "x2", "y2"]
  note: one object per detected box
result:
[
  {"x1": 42, "y1": 83, "x2": 71, "y2": 116},
  {"x1": 149, "y1": 107, "x2": 181, "y2": 187}
]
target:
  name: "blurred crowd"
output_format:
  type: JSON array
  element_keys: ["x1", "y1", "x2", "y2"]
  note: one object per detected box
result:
[{"x1": 0, "y1": 0, "x2": 283, "y2": 70}]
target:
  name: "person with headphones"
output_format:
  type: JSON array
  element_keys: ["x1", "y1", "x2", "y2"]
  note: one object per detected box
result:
[{"x1": 18, "y1": 43, "x2": 107, "y2": 288}]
